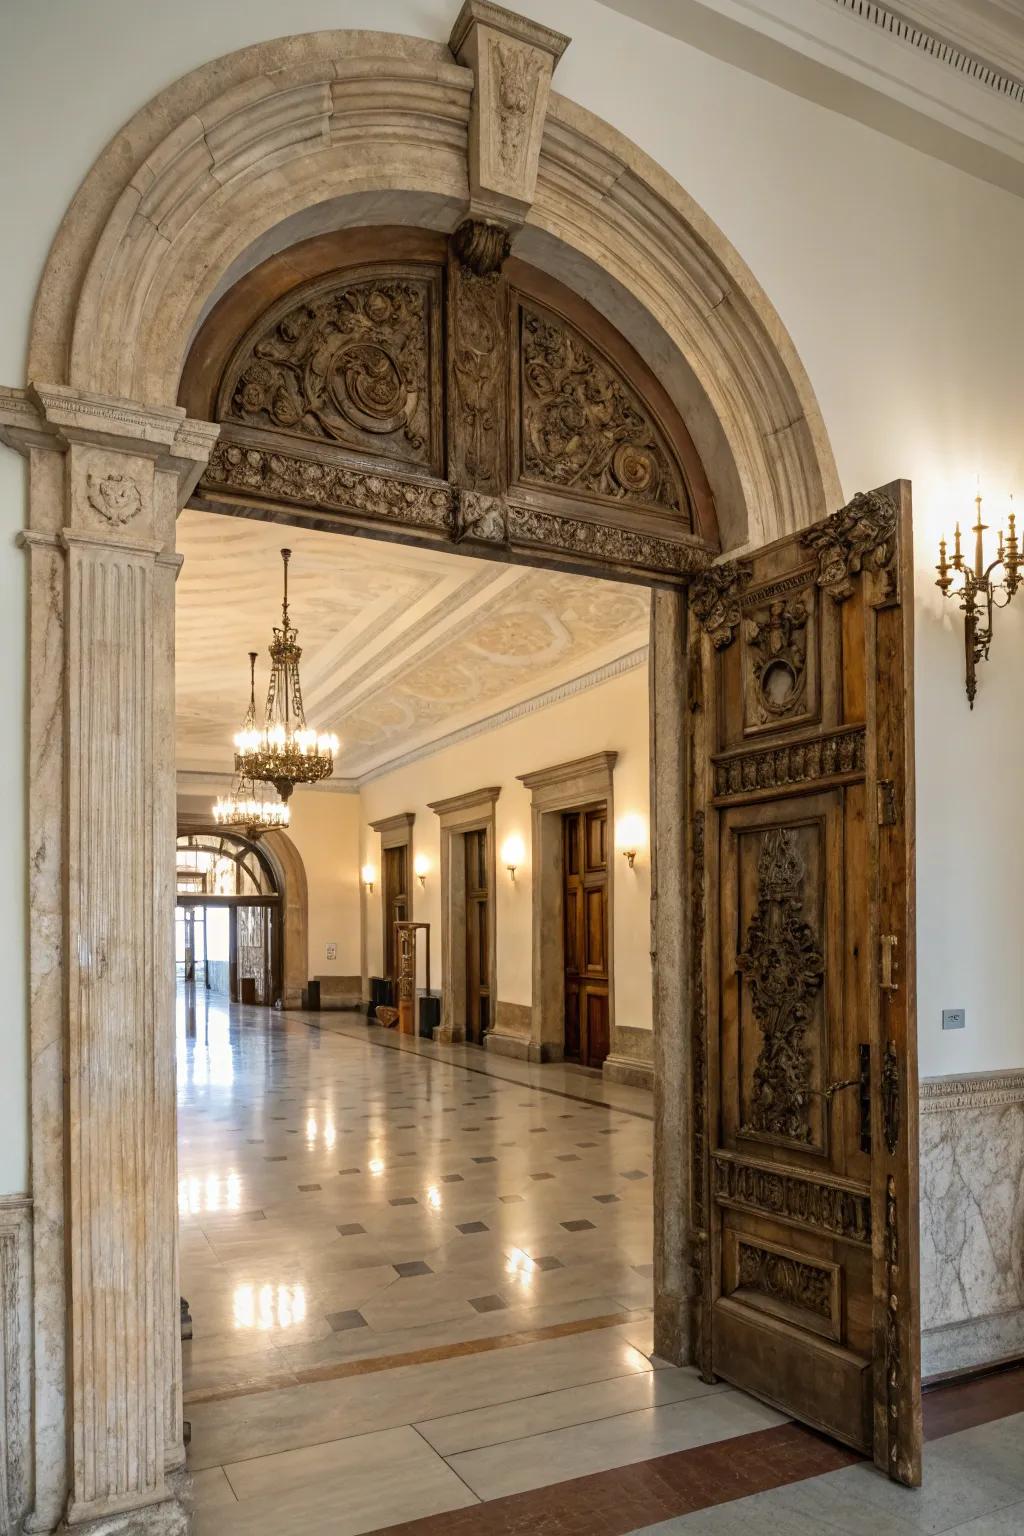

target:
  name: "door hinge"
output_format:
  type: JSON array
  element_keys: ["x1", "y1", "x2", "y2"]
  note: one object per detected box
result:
[
  {"x1": 877, "y1": 780, "x2": 898, "y2": 826},
  {"x1": 880, "y1": 933, "x2": 898, "y2": 991}
]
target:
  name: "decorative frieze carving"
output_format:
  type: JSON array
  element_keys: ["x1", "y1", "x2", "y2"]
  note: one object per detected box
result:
[
  {"x1": 219, "y1": 271, "x2": 443, "y2": 473},
  {"x1": 504, "y1": 503, "x2": 709, "y2": 575},
  {"x1": 689, "y1": 559, "x2": 754, "y2": 648},
  {"x1": 736, "y1": 1238, "x2": 833, "y2": 1319},
  {"x1": 202, "y1": 440, "x2": 454, "y2": 532},
  {"x1": 713, "y1": 727, "x2": 866, "y2": 799},
  {"x1": 518, "y1": 303, "x2": 687, "y2": 517},
  {"x1": 802, "y1": 489, "x2": 899, "y2": 602},
  {"x1": 884, "y1": 1171, "x2": 906, "y2": 1478},
  {"x1": 919, "y1": 1068, "x2": 1024, "y2": 1113},
  {"x1": 738, "y1": 828, "x2": 824, "y2": 1145},
  {"x1": 712, "y1": 1154, "x2": 872, "y2": 1245}
]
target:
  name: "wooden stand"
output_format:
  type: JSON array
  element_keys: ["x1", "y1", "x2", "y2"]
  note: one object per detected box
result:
[{"x1": 395, "y1": 921, "x2": 431, "y2": 1036}]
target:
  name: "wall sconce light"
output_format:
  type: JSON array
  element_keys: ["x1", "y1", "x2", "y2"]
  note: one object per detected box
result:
[
  {"x1": 413, "y1": 852, "x2": 430, "y2": 888},
  {"x1": 937, "y1": 490, "x2": 1022, "y2": 707},
  {"x1": 361, "y1": 862, "x2": 376, "y2": 895},
  {"x1": 616, "y1": 811, "x2": 646, "y2": 870},
  {"x1": 501, "y1": 833, "x2": 525, "y2": 882}
]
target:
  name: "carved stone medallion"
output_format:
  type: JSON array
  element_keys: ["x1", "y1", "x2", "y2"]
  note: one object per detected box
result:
[
  {"x1": 737, "y1": 828, "x2": 824, "y2": 1145},
  {"x1": 516, "y1": 301, "x2": 687, "y2": 517},
  {"x1": 86, "y1": 471, "x2": 142, "y2": 526},
  {"x1": 219, "y1": 270, "x2": 442, "y2": 473}
]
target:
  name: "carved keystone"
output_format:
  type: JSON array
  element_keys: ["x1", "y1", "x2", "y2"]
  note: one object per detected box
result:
[{"x1": 449, "y1": 1, "x2": 570, "y2": 228}]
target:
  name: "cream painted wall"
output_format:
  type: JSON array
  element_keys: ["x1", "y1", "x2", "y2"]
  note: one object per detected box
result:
[
  {"x1": 4, "y1": 0, "x2": 1024, "y2": 1190},
  {"x1": 359, "y1": 665, "x2": 652, "y2": 1029},
  {"x1": 286, "y1": 790, "x2": 362, "y2": 977}
]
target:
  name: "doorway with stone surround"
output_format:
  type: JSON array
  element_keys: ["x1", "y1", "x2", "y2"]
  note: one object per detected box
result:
[{"x1": 0, "y1": 8, "x2": 923, "y2": 1532}]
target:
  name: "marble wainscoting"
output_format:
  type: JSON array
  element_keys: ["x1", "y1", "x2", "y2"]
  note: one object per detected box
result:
[
  {"x1": 920, "y1": 1069, "x2": 1024, "y2": 1378},
  {"x1": 0, "y1": 1196, "x2": 32, "y2": 1536},
  {"x1": 486, "y1": 1001, "x2": 533, "y2": 1060},
  {"x1": 604, "y1": 1025, "x2": 654, "y2": 1091}
]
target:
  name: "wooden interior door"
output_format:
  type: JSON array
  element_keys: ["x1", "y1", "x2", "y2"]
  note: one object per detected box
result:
[
  {"x1": 464, "y1": 828, "x2": 491, "y2": 1045},
  {"x1": 563, "y1": 807, "x2": 610, "y2": 1070},
  {"x1": 690, "y1": 483, "x2": 920, "y2": 1485},
  {"x1": 382, "y1": 844, "x2": 409, "y2": 983}
]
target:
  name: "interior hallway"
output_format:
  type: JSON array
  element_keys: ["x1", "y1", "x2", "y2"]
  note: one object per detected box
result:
[{"x1": 178, "y1": 991, "x2": 1024, "y2": 1534}]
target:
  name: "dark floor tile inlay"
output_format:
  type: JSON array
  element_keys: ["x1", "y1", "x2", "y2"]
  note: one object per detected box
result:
[
  {"x1": 594, "y1": 1194, "x2": 619, "y2": 1204},
  {"x1": 457, "y1": 1221, "x2": 489, "y2": 1234},
  {"x1": 390, "y1": 1197, "x2": 417, "y2": 1207},
  {"x1": 326, "y1": 1309, "x2": 368, "y2": 1332},
  {"x1": 468, "y1": 1294, "x2": 507, "y2": 1314},
  {"x1": 562, "y1": 1219, "x2": 596, "y2": 1232},
  {"x1": 395, "y1": 1260, "x2": 432, "y2": 1278},
  {"x1": 531, "y1": 1256, "x2": 563, "y2": 1271},
  {"x1": 298, "y1": 1183, "x2": 321, "y2": 1192},
  {"x1": 337, "y1": 1223, "x2": 365, "y2": 1236},
  {"x1": 530, "y1": 1173, "x2": 554, "y2": 1182},
  {"x1": 441, "y1": 1174, "x2": 464, "y2": 1183},
  {"x1": 472, "y1": 1156, "x2": 497, "y2": 1164},
  {"x1": 498, "y1": 1194, "x2": 524, "y2": 1204}
]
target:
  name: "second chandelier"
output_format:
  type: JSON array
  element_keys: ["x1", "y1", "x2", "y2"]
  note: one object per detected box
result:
[{"x1": 234, "y1": 547, "x2": 338, "y2": 800}]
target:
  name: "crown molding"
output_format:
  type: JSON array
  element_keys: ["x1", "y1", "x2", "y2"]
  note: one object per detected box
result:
[{"x1": 353, "y1": 646, "x2": 648, "y2": 786}]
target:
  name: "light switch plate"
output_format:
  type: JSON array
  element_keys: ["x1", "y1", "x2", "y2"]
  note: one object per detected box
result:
[{"x1": 942, "y1": 1008, "x2": 966, "y2": 1030}]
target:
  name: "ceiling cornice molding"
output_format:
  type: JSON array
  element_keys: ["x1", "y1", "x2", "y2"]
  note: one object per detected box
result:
[
  {"x1": 354, "y1": 645, "x2": 649, "y2": 786},
  {"x1": 833, "y1": 0, "x2": 1024, "y2": 102}
]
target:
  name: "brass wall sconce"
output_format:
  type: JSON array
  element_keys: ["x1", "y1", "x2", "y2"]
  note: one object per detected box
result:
[
  {"x1": 616, "y1": 812, "x2": 646, "y2": 871},
  {"x1": 413, "y1": 853, "x2": 429, "y2": 888},
  {"x1": 361, "y1": 862, "x2": 376, "y2": 895},
  {"x1": 501, "y1": 834, "x2": 525, "y2": 882},
  {"x1": 937, "y1": 492, "x2": 1022, "y2": 707}
]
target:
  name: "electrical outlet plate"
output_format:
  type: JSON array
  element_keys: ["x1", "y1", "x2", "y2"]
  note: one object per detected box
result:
[
  {"x1": 942, "y1": 1008, "x2": 966, "y2": 1030},
  {"x1": 325, "y1": 942, "x2": 337, "y2": 961}
]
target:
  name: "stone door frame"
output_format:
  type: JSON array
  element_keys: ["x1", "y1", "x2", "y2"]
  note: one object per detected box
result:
[
  {"x1": 0, "y1": 9, "x2": 843, "y2": 1532},
  {"x1": 428, "y1": 787, "x2": 500, "y2": 1046}
]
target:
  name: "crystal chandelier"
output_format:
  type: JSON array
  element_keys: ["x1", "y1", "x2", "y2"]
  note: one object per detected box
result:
[
  {"x1": 234, "y1": 549, "x2": 338, "y2": 799},
  {"x1": 213, "y1": 654, "x2": 293, "y2": 838}
]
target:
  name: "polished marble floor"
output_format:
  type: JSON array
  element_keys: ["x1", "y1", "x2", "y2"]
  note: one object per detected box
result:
[{"x1": 178, "y1": 989, "x2": 1024, "y2": 1535}]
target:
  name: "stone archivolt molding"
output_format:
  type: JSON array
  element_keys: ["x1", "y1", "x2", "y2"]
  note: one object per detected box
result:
[{"x1": 919, "y1": 1068, "x2": 1024, "y2": 1114}]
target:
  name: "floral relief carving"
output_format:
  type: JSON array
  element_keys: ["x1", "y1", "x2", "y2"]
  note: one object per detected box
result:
[
  {"x1": 801, "y1": 489, "x2": 899, "y2": 602},
  {"x1": 518, "y1": 305, "x2": 687, "y2": 516},
  {"x1": 713, "y1": 727, "x2": 866, "y2": 798},
  {"x1": 738, "y1": 828, "x2": 824, "y2": 1145},
  {"x1": 494, "y1": 41, "x2": 540, "y2": 174},
  {"x1": 505, "y1": 503, "x2": 708, "y2": 575},
  {"x1": 449, "y1": 261, "x2": 505, "y2": 492},
  {"x1": 86, "y1": 471, "x2": 142, "y2": 526},
  {"x1": 221, "y1": 274, "x2": 439, "y2": 471},
  {"x1": 736, "y1": 1240, "x2": 833, "y2": 1319}
]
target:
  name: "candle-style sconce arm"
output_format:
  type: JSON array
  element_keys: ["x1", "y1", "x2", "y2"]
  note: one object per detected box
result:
[{"x1": 937, "y1": 493, "x2": 1017, "y2": 708}]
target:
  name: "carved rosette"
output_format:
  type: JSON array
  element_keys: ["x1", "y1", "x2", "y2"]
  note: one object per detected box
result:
[
  {"x1": 517, "y1": 303, "x2": 687, "y2": 516},
  {"x1": 219, "y1": 271, "x2": 442, "y2": 472},
  {"x1": 801, "y1": 489, "x2": 899, "y2": 602},
  {"x1": 737, "y1": 828, "x2": 824, "y2": 1145},
  {"x1": 689, "y1": 560, "x2": 754, "y2": 649}
]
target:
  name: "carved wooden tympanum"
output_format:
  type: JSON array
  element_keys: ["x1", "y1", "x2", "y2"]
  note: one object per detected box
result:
[
  {"x1": 689, "y1": 482, "x2": 921, "y2": 1486},
  {"x1": 186, "y1": 232, "x2": 715, "y2": 582}
]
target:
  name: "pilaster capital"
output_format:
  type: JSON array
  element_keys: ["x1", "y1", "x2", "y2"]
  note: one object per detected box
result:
[{"x1": 448, "y1": 0, "x2": 570, "y2": 229}]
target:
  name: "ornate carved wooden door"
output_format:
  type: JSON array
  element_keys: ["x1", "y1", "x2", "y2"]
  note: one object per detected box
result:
[
  {"x1": 563, "y1": 807, "x2": 611, "y2": 1070},
  {"x1": 689, "y1": 484, "x2": 921, "y2": 1485}
]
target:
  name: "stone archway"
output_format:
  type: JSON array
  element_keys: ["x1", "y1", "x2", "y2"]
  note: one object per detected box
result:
[{"x1": 0, "y1": 10, "x2": 842, "y2": 1533}]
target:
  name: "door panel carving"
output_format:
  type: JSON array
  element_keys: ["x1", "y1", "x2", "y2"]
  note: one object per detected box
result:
[{"x1": 690, "y1": 483, "x2": 921, "y2": 1484}]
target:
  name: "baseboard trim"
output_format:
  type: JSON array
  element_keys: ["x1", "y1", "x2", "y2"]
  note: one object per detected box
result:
[
  {"x1": 603, "y1": 1053, "x2": 654, "y2": 1090},
  {"x1": 922, "y1": 1306, "x2": 1024, "y2": 1379}
]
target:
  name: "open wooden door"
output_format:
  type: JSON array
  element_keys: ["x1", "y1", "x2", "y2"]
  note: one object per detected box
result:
[{"x1": 689, "y1": 484, "x2": 921, "y2": 1485}]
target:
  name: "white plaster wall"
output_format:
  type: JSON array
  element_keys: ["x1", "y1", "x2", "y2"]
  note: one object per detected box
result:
[
  {"x1": 358, "y1": 665, "x2": 652, "y2": 1025},
  {"x1": 4, "y1": 0, "x2": 1024, "y2": 1188},
  {"x1": 286, "y1": 790, "x2": 362, "y2": 977}
]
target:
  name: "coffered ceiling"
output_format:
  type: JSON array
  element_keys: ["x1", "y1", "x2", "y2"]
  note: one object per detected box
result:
[{"x1": 175, "y1": 509, "x2": 650, "y2": 783}]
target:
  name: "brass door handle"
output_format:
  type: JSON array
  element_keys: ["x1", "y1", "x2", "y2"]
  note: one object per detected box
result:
[
  {"x1": 824, "y1": 1078, "x2": 859, "y2": 1102},
  {"x1": 880, "y1": 933, "x2": 899, "y2": 991}
]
